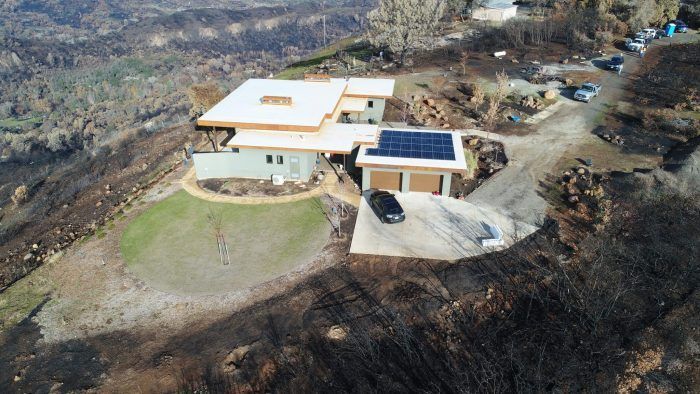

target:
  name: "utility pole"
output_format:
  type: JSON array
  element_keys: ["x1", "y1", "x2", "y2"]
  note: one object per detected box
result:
[
  {"x1": 321, "y1": 1, "x2": 327, "y2": 47},
  {"x1": 323, "y1": 15, "x2": 327, "y2": 48}
]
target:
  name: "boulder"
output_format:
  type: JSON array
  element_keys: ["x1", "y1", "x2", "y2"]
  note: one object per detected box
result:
[
  {"x1": 468, "y1": 138, "x2": 479, "y2": 146},
  {"x1": 426, "y1": 98, "x2": 435, "y2": 106},
  {"x1": 577, "y1": 167, "x2": 586, "y2": 175},
  {"x1": 223, "y1": 345, "x2": 251, "y2": 369},
  {"x1": 568, "y1": 195, "x2": 580, "y2": 203},
  {"x1": 565, "y1": 79, "x2": 574, "y2": 86},
  {"x1": 566, "y1": 185, "x2": 580, "y2": 195},
  {"x1": 327, "y1": 325, "x2": 348, "y2": 341},
  {"x1": 543, "y1": 90, "x2": 557, "y2": 100}
]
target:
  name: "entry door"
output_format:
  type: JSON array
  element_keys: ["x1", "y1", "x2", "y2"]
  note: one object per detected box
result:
[{"x1": 289, "y1": 156, "x2": 300, "y2": 180}]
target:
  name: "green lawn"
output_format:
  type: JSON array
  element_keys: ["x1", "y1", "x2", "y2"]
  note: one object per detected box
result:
[
  {"x1": 120, "y1": 191, "x2": 331, "y2": 295},
  {"x1": 0, "y1": 116, "x2": 42, "y2": 129}
]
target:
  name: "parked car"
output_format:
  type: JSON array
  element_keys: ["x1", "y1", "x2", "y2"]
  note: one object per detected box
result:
[
  {"x1": 636, "y1": 28, "x2": 657, "y2": 40},
  {"x1": 626, "y1": 37, "x2": 646, "y2": 51},
  {"x1": 670, "y1": 20, "x2": 688, "y2": 33},
  {"x1": 574, "y1": 82, "x2": 601, "y2": 103},
  {"x1": 655, "y1": 29, "x2": 667, "y2": 38},
  {"x1": 606, "y1": 54, "x2": 624, "y2": 71},
  {"x1": 642, "y1": 28, "x2": 657, "y2": 38},
  {"x1": 369, "y1": 190, "x2": 405, "y2": 223}
]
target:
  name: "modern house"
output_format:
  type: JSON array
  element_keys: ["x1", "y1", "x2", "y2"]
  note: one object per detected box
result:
[
  {"x1": 471, "y1": 0, "x2": 518, "y2": 22},
  {"x1": 193, "y1": 75, "x2": 467, "y2": 195}
]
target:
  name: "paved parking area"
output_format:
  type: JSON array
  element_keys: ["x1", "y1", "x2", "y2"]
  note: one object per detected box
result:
[{"x1": 350, "y1": 192, "x2": 538, "y2": 260}]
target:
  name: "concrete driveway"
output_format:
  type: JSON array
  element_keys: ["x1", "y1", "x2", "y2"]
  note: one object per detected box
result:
[{"x1": 350, "y1": 192, "x2": 537, "y2": 260}]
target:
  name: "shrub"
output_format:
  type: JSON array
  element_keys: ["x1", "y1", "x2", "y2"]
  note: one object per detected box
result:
[
  {"x1": 464, "y1": 150, "x2": 478, "y2": 179},
  {"x1": 11, "y1": 185, "x2": 28, "y2": 205}
]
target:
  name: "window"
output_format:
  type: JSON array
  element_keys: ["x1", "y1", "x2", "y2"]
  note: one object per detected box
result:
[
  {"x1": 266, "y1": 155, "x2": 273, "y2": 164},
  {"x1": 368, "y1": 100, "x2": 374, "y2": 108},
  {"x1": 231, "y1": 148, "x2": 240, "y2": 153},
  {"x1": 276, "y1": 155, "x2": 284, "y2": 164}
]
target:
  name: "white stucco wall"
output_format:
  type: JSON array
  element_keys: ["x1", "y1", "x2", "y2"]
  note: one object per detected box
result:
[
  {"x1": 193, "y1": 148, "x2": 318, "y2": 181},
  {"x1": 357, "y1": 98, "x2": 386, "y2": 124},
  {"x1": 472, "y1": 5, "x2": 518, "y2": 22}
]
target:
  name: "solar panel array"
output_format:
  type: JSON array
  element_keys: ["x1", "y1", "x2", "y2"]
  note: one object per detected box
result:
[{"x1": 366, "y1": 130, "x2": 456, "y2": 161}]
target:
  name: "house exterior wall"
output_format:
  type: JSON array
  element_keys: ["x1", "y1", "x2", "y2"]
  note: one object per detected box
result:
[
  {"x1": 362, "y1": 167, "x2": 453, "y2": 195},
  {"x1": 193, "y1": 148, "x2": 317, "y2": 181},
  {"x1": 357, "y1": 98, "x2": 386, "y2": 124},
  {"x1": 472, "y1": 6, "x2": 518, "y2": 22}
]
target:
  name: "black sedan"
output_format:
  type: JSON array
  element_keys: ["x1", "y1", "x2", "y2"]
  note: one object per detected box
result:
[
  {"x1": 607, "y1": 54, "x2": 624, "y2": 71},
  {"x1": 369, "y1": 190, "x2": 405, "y2": 223}
]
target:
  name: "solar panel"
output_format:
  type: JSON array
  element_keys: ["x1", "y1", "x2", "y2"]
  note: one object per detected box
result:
[{"x1": 368, "y1": 130, "x2": 456, "y2": 161}]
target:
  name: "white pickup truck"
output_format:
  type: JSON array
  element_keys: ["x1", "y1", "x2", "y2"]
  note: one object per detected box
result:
[
  {"x1": 626, "y1": 37, "x2": 646, "y2": 51},
  {"x1": 574, "y1": 83, "x2": 601, "y2": 103},
  {"x1": 638, "y1": 28, "x2": 657, "y2": 39}
]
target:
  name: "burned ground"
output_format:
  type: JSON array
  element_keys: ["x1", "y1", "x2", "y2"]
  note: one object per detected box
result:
[
  {"x1": 2, "y1": 161, "x2": 696, "y2": 392},
  {"x1": 0, "y1": 123, "x2": 193, "y2": 290}
]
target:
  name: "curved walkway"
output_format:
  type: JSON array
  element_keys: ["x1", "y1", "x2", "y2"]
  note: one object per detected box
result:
[{"x1": 180, "y1": 167, "x2": 361, "y2": 206}]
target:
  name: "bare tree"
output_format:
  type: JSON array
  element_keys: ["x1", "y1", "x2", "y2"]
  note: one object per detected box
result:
[
  {"x1": 188, "y1": 83, "x2": 225, "y2": 118},
  {"x1": 367, "y1": 0, "x2": 445, "y2": 65},
  {"x1": 471, "y1": 83, "x2": 485, "y2": 111},
  {"x1": 483, "y1": 71, "x2": 509, "y2": 131},
  {"x1": 207, "y1": 206, "x2": 230, "y2": 265},
  {"x1": 459, "y1": 50, "x2": 470, "y2": 76}
]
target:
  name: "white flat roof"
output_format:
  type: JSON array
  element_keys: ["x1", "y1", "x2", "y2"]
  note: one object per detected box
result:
[
  {"x1": 339, "y1": 97, "x2": 367, "y2": 113},
  {"x1": 356, "y1": 128, "x2": 467, "y2": 173},
  {"x1": 228, "y1": 121, "x2": 379, "y2": 154},
  {"x1": 198, "y1": 77, "x2": 395, "y2": 131},
  {"x1": 338, "y1": 78, "x2": 395, "y2": 98},
  {"x1": 198, "y1": 79, "x2": 347, "y2": 129}
]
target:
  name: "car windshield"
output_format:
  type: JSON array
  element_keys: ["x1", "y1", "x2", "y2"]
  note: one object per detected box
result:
[
  {"x1": 581, "y1": 85, "x2": 595, "y2": 92},
  {"x1": 611, "y1": 56, "x2": 623, "y2": 64},
  {"x1": 380, "y1": 197, "x2": 402, "y2": 214}
]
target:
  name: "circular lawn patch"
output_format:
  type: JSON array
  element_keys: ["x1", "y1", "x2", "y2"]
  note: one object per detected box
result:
[{"x1": 120, "y1": 190, "x2": 331, "y2": 295}]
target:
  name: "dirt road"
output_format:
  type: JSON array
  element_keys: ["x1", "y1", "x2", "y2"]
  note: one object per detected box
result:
[{"x1": 466, "y1": 33, "x2": 700, "y2": 225}]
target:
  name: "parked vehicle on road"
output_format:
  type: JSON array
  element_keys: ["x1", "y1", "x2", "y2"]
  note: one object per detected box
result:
[
  {"x1": 606, "y1": 54, "x2": 624, "y2": 71},
  {"x1": 641, "y1": 28, "x2": 656, "y2": 38},
  {"x1": 626, "y1": 38, "x2": 646, "y2": 51},
  {"x1": 655, "y1": 29, "x2": 667, "y2": 38},
  {"x1": 369, "y1": 190, "x2": 406, "y2": 223},
  {"x1": 574, "y1": 82, "x2": 601, "y2": 103}
]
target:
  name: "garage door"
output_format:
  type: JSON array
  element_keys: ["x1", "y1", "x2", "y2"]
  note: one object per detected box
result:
[
  {"x1": 409, "y1": 173, "x2": 442, "y2": 193},
  {"x1": 370, "y1": 170, "x2": 401, "y2": 190}
]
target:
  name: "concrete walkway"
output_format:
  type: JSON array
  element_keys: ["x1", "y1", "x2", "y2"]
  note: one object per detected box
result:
[{"x1": 180, "y1": 167, "x2": 362, "y2": 206}]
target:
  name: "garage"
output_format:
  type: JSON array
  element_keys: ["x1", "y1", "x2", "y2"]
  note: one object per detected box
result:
[
  {"x1": 369, "y1": 170, "x2": 402, "y2": 190},
  {"x1": 357, "y1": 129, "x2": 468, "y2": 195},
  {"x1": 408, "y1": 173, "x2": 443, "y2": 193}
]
